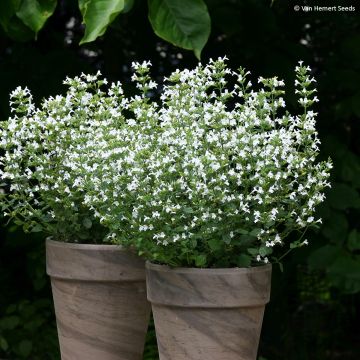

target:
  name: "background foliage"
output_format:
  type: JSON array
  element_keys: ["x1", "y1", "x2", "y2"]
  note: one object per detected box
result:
[{"x1": 0, "y1": 0, "x2": 359, "y2": 359}]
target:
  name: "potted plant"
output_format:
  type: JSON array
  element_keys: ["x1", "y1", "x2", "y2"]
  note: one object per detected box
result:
[
  {"x1": 0, "y1": 70, "x2": 154, "y2": 359},
  {"x1": 75, "y1": 58, "x2": 332, "y2": 359}
]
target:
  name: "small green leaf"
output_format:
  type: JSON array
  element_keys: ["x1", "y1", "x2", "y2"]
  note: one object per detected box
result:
[
  {"x1": 16, "y1": 0, "x2": 57, "y2": 35},
  {"x1": 249, "y1": 228, "x2": 261, "y2": 237},
  {"x1": 82, "y1": 217, "x2": 93, "y2": 229},
  {"x1": 5, "y1": 304, "x2": 17, "y2": 314},
  {"x1": 222, "y1": 233, "x2": 231, "y2": 244},
  {"x1": 236, "y1": 254, "x2": 252, "y2": 267},
  {"x1": 290, "y1": 242, "x2": 299, "y2": 249},
  {"x1": 195, "y1": 254, "x2": 207, "y2": 267},
  {"x1": 0, "y1": 337, "x2": 9, "y2": 351},
  {"x1": 348, "y1": 229, "x2": 360, "y2": 251},
  {"x1": 31, "y1": 223, "x2": 43, "y2": 232},
  {"x1": 237, "y1": 229, "x2": 249, "y2": 235},
  {"x1": 248, "y1": 247, "x2": 258, "y2": 256},
  {"x1": 148, "y1": 0, "x2": 211, "y2": 59},
  {"x1": 0, "y1": 315, "x2": 20, "y2": 330},
  {"x1": 18, "y1": 340, "x2": 33, "y2": 357},
  {"x1": 79, "y1": 0, "x2": 125, "y2": 44},
  {"x1": 208, "y1": 238, "x2": 222, "y2": 251},
  {"x1": 259, "y1": 246, "x2": 271, "y2": 257}
]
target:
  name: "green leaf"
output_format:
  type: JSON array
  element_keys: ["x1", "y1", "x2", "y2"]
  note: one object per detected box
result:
[
  {"x1": 341, "y1": 151, "x2": 360, "y2": 188},
  {"x1": 249, "y1": 228, "x2": 261, "y2": 237},
  {"x1": 79, "y1": 0, "x2": 125, "y2": 44},
  {"x1": 347, "y1": 229, "x2": 360, "y2": 251},
  {"x1": 321, "y1": 211, "x2": 348, "y2": 244},
  {"x1": 259, "y1": 246, "x2": 271, "y2": 257},
  {"x1": 221, "y1": 233, "x2": 231, "y2": 244},
  {"x1": 237, "y1": 228, "x2": 249, "y2": 235},
  {"x1": 0, "y1": 315, "x2": 20, "y2": 330},
  {"x1": 18, "y1": 340, "x2": 33, "y2": 357},
  {"x1": 0, "y1": 337, "x2": 9, "y2": 351},
  {"x1": 31, "y1": 223, "x2": 43, "y2": 232},
  {"x1": 16, "y1": 0, "x2": 57, "y2": 35},
  {"x1": 123, "y1": 0, "x2": 134, "y2": 13},
  {"x1": 148, "y1": 0, "x2": 211, "y2": 59},
  {"x1": 308, "y1": 244, "x2": 341, "y2": 269},
  {"x1": 247, "y1": 247, "x2": 258, "y2": 256},
  {"x1": 0, "y1": 0, "x2": 34, "y2": 40},
  {"x1": 327, "y1": 182, "x2": 360, "y2": 210},
  {"x1": 195, "y1": 254, "x2": 207, "y2": 267},
  {"x1": 208, "y1": 238, "x2": 222, "y2": 251},
  {"x1": 82, "y1": 217, "x2": 93, "y2": 229},
  {"x1": 236, "y1": 254, "x2": 252, "y2": 267},
  {"x1": 78, "y1": 0, "x2": 88, "y2": 14},
  {"x1": 351, "y1": 92, "x2": 360, "y2": 118},
  {"x1": 0, "y1": 0, "x2": 17, "y2": 31},
  {"x1": 328, "y1": 255, "x2": 360, "y2": 294}
]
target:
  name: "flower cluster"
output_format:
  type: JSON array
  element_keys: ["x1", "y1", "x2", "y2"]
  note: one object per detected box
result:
[
  {"x1": 71, "y1": 58, "x2": 332, "y2": 267},
  {"x1": 0, "y1": 72, "x2": 129, "y2": 242},
  {"x1": 0, "y1": 58, "x2": 332, "y2": 266}
]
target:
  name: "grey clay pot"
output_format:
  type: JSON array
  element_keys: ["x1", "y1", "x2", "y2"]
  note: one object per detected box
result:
[
  {"x1": 46, "y1": 239, "x2": 151, "y2": 360},
  {"x1": 146, "y1": 262, "x2": 272, "y2": 360}
]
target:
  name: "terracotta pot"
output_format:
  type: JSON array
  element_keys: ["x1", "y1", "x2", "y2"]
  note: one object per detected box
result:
[
  {"x1": 146, "y1": 262, "x2": 272, "y2": 360},
  {"x1": 46, "y1": 239, "x2": 151, "y2": 360}
]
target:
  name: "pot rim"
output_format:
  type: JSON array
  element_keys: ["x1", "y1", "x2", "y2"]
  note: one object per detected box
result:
[
  {"x1": 146, "y1": 260, "x2": 272, "y2": 274},
  {"x1": 46, "y1": 238, "x2": 124, "y2": 251},
  {"x1": 46, "y1": 239, "x2": 146, "y2": 281},
  {"x1": 146, "y1": 261, "x2": 272, "y2": 307}
]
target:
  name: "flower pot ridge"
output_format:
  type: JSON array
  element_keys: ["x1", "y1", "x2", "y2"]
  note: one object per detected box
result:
[
  {"x1": 146, "y1": 262, "x2": 272, "y2": 360},
  {"x1": 46, "y1": 239, "x2": 151, "y2": 360}
]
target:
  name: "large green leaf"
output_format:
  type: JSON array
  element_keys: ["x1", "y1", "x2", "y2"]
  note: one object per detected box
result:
[
  {"x1": 309, "y1": 245, "x2": 360, "y2": 294},
  {"x1": 79, "y1": 0, "x2": 125, "y2": 44},
  {"x1": 321, "y1": 210, "x2": 348, "y2": 244},
  {"x1": 123, "y1": 0, "x2": 134, "y2": 13},
  {"x1": 328, "y1": 255, "x2": 360, "y2": 294},
  {"x1": 341, "y1": 151, "x2": 360, "y2": 188},
  {"x1": 327, "y1": 182, "x2": 360, "y2": 210},
  {"x1": 308, "y1": 244, "x2": 341, "y2": 269},
  {"x1": 148, "y1": 0, "x2": 211, "y2": 59},
  {"x1": 0, "y1": 17, "x2": 34, "y2": 41},
  {"x1": 0, "y1": 0, "x2": 34, "y2": 41},
  {"x1": 0, "y1": 0, "x2": 16, "y2": 31},
  {"x1": 16, "y1": 0, "x2": 57, "y2": 35}
]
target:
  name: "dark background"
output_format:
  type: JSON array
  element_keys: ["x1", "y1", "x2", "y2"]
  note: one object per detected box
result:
[{"x1": 1, "y1": 0, "x2": 360, "y2": 359}]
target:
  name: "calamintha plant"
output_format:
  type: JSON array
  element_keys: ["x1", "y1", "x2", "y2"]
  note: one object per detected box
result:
[
  {"x1": 69, "y1": 58, "x2": 332, "y2": 267},
  {"x1": 0, "y1": 73, "x2": 133, "y2": 243},
  {"x1": 0, "y1": 58, "x2": 332, "y2": 263}
]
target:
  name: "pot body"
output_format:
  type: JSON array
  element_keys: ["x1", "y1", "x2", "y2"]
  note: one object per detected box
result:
[
  {"x1": 46, "y1": 239, "x2": 151, "y2": 360},
  {"x1": 146, "y1": 262, "x2": 272, "y2": 360}
]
